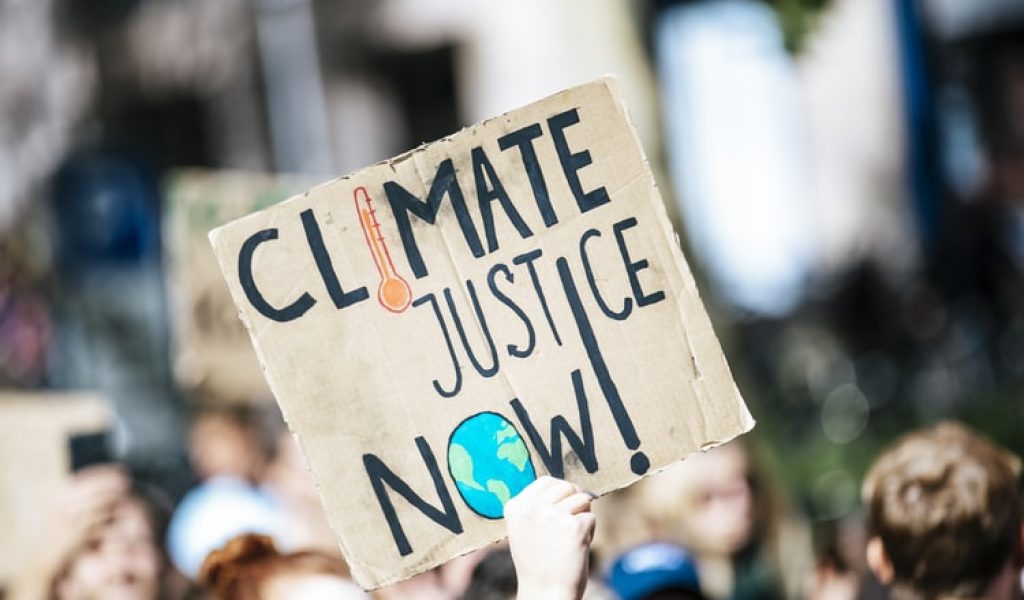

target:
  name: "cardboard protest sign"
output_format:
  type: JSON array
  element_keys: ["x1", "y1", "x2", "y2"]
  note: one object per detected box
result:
[
  {"x1": 0, "y1": 392, "x2": 110, "y2": 581},
  {"x1": 210, "y1": 77, "x2": 754, "y2": 588},
  {"x1": 165, "y1": 170, "x2": 310, "y2": 404}
]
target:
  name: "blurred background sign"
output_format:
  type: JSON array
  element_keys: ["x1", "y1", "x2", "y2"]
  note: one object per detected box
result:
[
  {"x1": 163, "y1": 169, "x2": 310, "y2": 405},
  {"x1": 0, "y1": 392, "x2": 111, "y2": 581}
]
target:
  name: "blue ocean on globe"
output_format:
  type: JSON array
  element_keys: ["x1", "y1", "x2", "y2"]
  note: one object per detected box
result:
[{"x1": 447, "y1": 412, "x2": 537, "y2": 519}]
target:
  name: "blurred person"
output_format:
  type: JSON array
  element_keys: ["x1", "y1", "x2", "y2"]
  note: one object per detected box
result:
[
  {"x1": 372, "y1": 569, "x2": 450, "y2": 600},
  {"x1": 187, "y1": 407, "x2": 271, "y2": 483},
  {"x1": 8, "y1": 466, "x2": 176, "y2": 600},
  {"x1": 198, "y1": 534, "x2": 367, "y2": 600},
  {"x1": 461, "y1": 548, "x2": 518, "y2": 600},
  {"x1": 632, "y1": 441, "x2": 812, "y2": 599},
  {"x1": 194, "y1": 475, "x2": 609, "y2": 600},
  {"x1": 461, "y1": 545, "x2": 615, "y2": 600},
  {"x1": 590, "y1": 484, "x2": 660, "y2": 568},
  {"x1": 260, "y1": 430, "x2": 338, "y2": 556},
  {"x1": 171, "y1": 408, "x2": 368, "y2": 579},
  {"x1": 168, "y1": 407, "x2": 282, "y2": 578},
  {"x1": 375, "y1": 547, "x2": 499, "y2": 599},
  {"x1": 0, "y1": 223, "x2": 54, "y2": 387},
  {"x1": 437, "y1": 548, "x2": 493, "y2": 597},
  {"x1": 166, "y1": 474, "x2": 282, "y2": 580},
  {"x1": 861, "y1": 421, "x2": 1023, "y2": 600},
  {"x1": 804, "y1": 552, "x2": 859, "y2": 600},
  {"x1": 606, "y1": 542, "x2": 705, "y2": 600}
]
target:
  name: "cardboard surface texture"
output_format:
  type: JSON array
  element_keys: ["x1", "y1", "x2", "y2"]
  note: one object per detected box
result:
[
  {"x1": 210, "y1": 77, "x2": 754, "y2": 589},
  {"x1": 165, "y1": 170, "x2": 310, "y2": 404},
  {"x1": 0, "y1": 393, "x2": 111, "y2": 582}
]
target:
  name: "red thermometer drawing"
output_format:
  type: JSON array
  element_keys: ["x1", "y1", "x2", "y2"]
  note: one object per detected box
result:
[{"x1": 354, "y1": 186, "x2": 412, "y2": 313}]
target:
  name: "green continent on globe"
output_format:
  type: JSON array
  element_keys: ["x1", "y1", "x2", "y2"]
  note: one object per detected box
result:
[
  {"x1": 448, "y1": 443, "x2": 484, "y2": 491},
  {"x1": 496, "y1": 436, "x2": 530, "y2": 471},
  {"x1": 448, "y1": 412, "x2": 538, "y2": 519},
  {"x1": 496, "y1": 422, "x2": 518, "y2": 444},
  {"x1": 486, "y1": 479, "x2": 512, "y2": 505}
]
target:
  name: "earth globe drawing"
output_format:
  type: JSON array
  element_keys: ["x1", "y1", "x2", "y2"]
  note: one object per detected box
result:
[{"x1": 447, "y1": 412, "x2": 537, "y2": 519}]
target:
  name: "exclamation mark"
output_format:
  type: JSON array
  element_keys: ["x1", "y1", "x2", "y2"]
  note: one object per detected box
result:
[{"x1": 555, "y1": 257, "x2": 650, "y2": 475}]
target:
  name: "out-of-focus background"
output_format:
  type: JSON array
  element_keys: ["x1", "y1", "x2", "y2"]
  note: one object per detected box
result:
[{"x1": 1, "y1": 0, "x2": 1022, "y2": 597}]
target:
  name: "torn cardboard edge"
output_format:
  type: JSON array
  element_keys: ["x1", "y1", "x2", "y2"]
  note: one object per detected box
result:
[{"x1": 209, "y1": 75, "x2": 755, "y2": 589}]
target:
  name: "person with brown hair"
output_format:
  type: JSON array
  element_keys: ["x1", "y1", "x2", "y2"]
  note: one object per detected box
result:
[
  {"x1": 7, "y1": 465, "x2": 178, "y2": 600},
  {"x1": 624, "y1": 441, "x2": 813, "y2": 599},
  {"x1": 861, "y1": 421, "x2": 1024, "y2": 600},
  {"x1": 198, "y1": 534, "x2": 368, "y2": 600}
]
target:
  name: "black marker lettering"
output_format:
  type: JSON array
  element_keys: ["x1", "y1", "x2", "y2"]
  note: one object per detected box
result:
[
  {"x1": 613, "y1": 218, "x2": 666, "y2": 308},
  {"x1": 384, "y1": 159, "x2": 483, "y2": 279},
  {"x1": 444, "y1": 283, "x2": 499, "y2": 378},
  {"x1": 238, "y1": 228, "x2": 315, "y2": 322},
  {"x1": 579, "y1": 228, "x2": 632, "y2": 321},
  {"x1": 413, "y1": 294, "x2": 462, "y2": 398},
  {"x1": 513, "y1": 249, "x2": 562, "y2": 346},
  {"x1": 510, "y1": 369, "x2": 597, "y2": 478},
  {"x1": 498, "y1": 124, "x2": 558, "y2": 227},
  {"x1": 487, "y1": 263, "x2": 536, "y2": 358},
  {"x1": 472, "y1": 146, "x2": 533, "y2": 253},
  {"x1": 547, "y1": 109, "x2": 610, "y2": 213},
  {"x1": 556, "y1": 257, "x2": 649, "y2": 475},
  {"x1": 300, "y1": 209, "x2": 369, "y2": 309},
  {"x1": 363, "y1": 437, "x2": 463, "y2": 557}
]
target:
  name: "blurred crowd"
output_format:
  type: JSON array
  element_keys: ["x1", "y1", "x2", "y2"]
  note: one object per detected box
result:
[
  {"x1": 1, "y1": 414, "x2": 1021, "y2": 599},
  {"x1": 1, "y1": 0, "x2": 1023, "y2": 598}
]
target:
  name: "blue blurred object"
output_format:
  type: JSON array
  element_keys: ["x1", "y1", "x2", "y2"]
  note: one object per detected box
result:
[
  {"x1": 894, "y1": 0, "x2": 941, "y2": 249},
  {"x1": 51, "y1": 151, "x2": 159, "y2": 269},
  {"x1": 166, "y1": 476, "x2": 284, "y2": 578},
  {"x1": 606, "y1": 542, "x2": 702, "y2": 600}
]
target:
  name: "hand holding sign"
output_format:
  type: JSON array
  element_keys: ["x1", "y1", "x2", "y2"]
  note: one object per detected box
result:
[
  {"x1": 210, "y1": 77, "x2": 754, "y2": 588},
  {"x1": 505, "y1": 476, "x2": 595, "y2": 600},
  {"x1": 22, "y1": 467, "x2": 129, "y2": 589}
]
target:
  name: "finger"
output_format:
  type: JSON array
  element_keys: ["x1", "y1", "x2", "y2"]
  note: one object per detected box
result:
[
  {"x1": 73, "y1": 465, "x2": 128, "y2": 487},
  {"x1": 537, "y1": 478, "x2": 579, "y2": 505},
  {"x1": 509, "y1": 475, "x2": 558, "y2": 507},
  {"x1": 68, "y1": 469, "x2": 128, "y2": 503},
  {"x1": 505, "y1": 478, "x2": 545, "y2": 516},
  {"x1": 556, "y1": 491, "x2": 594, "y2": 515},
  {"x1": 576, "y1": 512, "x2": 597, "y2": 543},
  {"x1": 79, "y1": 482, "x2": 126, "y2": 507},
  {"x1": 70, "y1": 496, "x2": 118, "y2": 529},
  {"x1": 75, "y1": 463, "x2": 125, "y2": 477},
  {"x1": 72, "y1": 468, "x2": 128, "y2": 499},
  {"x1": 526, "y1": 475, "x2": 560, "y2": 497},
  {"x1": 60, "y1": 504, "x2": 116, "y2": 556},
  {"x1": 66, "y1": 487, "x2": 123, "y2": 528},
  {"x1": 72, "y1": 483, "x2": 124, "y2": 515}
]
